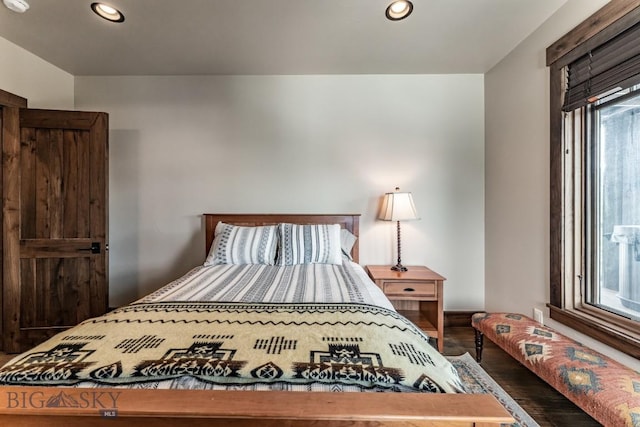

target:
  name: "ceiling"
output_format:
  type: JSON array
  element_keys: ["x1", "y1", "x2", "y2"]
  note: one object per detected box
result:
[{"x1": 0, "y1": 0, "x2": 568, "y2": 76}]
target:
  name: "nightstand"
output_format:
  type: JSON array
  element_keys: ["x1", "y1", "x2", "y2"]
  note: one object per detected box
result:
[{"x1": 365, "y1": 265, "x2": 445, "y2": 352}]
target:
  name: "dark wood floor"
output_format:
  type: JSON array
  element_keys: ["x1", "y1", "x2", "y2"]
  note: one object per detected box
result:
[
  {"x1": 0, "y1": 327, "x2": 602, "y2": 426},
  {"x1": 444, "y1": 326, "x2": 601, "y2": 427}
]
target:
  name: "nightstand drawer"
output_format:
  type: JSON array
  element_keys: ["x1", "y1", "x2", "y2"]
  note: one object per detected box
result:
[{"x1": 383, "y1": 281, "x2": 437, "y2": 298}]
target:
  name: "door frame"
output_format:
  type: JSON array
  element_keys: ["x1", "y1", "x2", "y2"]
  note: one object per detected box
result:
[{"x1": 0, "y1": 89, "x2": 28, "y2": 352}]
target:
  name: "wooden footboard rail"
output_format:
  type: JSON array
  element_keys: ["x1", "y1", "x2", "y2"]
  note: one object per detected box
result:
[{"x1": 0, "y1": 388, "x2": 513, "y2": 426}]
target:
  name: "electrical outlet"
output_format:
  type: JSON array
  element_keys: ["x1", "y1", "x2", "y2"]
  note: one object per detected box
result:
[{"x1": 533, "y1": 308, "x2": 544, "y2": 324}]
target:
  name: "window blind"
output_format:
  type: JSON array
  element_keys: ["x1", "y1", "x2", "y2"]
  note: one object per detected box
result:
[{"x1": 563, "y1": 21, "x2": 640, "y2": 112}]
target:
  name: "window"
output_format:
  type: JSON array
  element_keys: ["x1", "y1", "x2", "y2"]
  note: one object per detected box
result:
[
  {"x1": 587, "y1": 88, "x2": 640, "y2": 321},
  {"x1": 548, "y1": 4, "x2": 640, "y2": 358}
]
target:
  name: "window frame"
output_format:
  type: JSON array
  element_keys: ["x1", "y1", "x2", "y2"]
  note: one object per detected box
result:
[{"x1": 548, "y1": 1, "x2": 640, "y2": 359}]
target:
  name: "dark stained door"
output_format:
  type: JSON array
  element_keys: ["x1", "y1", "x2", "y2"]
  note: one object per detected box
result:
[{"x1": 3, "y1": 108, "x2": 108, "y2": 352}]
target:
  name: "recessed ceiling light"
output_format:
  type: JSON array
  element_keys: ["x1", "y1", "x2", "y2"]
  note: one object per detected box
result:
[
  {"x1": 386, "y1": 0, "x2": 413, "y2": 21},
  {"x1": 3, "y1": 0, "x2": 29, "y2": 13},
  {"x1": 91, "y1": 2, "x2": 124, "y2": 23}
]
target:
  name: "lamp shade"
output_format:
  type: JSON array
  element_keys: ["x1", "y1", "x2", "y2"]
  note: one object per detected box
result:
[{"x1": 378, "y1": 190, "x2": 419, "y2": 222}]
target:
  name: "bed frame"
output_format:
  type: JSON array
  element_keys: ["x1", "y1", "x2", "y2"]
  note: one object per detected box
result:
[{"x1": 0, "y1": 213, "x2": 513, "y2": 426}]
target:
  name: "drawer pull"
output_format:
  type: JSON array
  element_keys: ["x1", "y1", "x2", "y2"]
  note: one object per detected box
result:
[{"x1": 403, "y1": 288, "x2": 415, "y2": 292}]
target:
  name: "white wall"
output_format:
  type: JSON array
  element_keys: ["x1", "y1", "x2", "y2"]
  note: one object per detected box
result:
[
  {"x1": 0, "y1": 36, "x2": 73, "y2": 109},
  {"x1": 74, "y1": 74, "x2": 485, "y2": 308},
  {"x1": 485, "y1": 0, "x2": 640, "y2": 369}
]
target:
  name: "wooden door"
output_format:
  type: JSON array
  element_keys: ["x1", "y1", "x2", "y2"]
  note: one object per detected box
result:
[{"x1": 2, "y1": 108, "x2": 108, "y2": 353}]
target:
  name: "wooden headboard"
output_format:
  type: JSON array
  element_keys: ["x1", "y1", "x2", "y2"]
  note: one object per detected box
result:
[{"x1": 204, "y1": 213, "x2": 360, "y2": 263}]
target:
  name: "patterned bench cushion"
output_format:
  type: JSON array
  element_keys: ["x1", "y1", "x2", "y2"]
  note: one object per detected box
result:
[{"x1": 472, "y1": 312, "x2": 640, "y2": 427}]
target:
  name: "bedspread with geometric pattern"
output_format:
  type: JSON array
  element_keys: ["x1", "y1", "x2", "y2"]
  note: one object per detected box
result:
[
  {"x1": 472, "y1": 312, "x2": 640, "y2": 427},
  {"x1": 0, "y1": 302, "x2": 463, "y2": 393}
]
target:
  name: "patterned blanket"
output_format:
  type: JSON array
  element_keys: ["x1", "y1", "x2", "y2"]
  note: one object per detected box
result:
[{"x1": 0, "y1": 302, "x2": 463, "y2": 393}]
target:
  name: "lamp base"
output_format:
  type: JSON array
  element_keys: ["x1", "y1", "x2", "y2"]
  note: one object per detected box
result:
[{"x1": 391, "y1": 264, "x2": 408, "y2": 272}]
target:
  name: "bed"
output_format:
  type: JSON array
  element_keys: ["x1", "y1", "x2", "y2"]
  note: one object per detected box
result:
[{"x1": 0, "y1": 213, "x2": 513, "y2": 426}]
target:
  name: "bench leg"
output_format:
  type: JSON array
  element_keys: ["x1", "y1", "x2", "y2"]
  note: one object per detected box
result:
[{"x1": 474, "y1": 328, "x2": 484, "y2": 363}]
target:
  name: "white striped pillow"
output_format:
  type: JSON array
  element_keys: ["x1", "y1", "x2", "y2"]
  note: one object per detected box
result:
[
  {"x1": 277, "y1": 223, "x2": 343, "y2": 265},
  {"x1": 204, "y1": 222, "x2": 278, "y2": 265},
  {"x1": 340, "y1": 228, "x2": 357, "y2": 260}
]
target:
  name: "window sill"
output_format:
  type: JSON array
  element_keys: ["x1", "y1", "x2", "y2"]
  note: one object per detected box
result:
[{"x1": 548, "y1": 305, "x2": 640, "y2": 358}]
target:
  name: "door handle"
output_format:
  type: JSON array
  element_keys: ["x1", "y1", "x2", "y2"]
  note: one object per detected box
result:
[{"x1": 79, "y1": 242, "x2": 101, "y2": 254}]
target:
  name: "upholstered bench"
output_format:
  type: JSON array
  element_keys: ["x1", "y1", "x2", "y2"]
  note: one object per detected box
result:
[{"x1": 472, "y1": 312, "x2": 640, "y2": 427}]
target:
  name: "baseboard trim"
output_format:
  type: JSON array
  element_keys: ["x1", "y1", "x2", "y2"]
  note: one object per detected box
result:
[{"x1": 444, "y1": 310, "x2": 485, "y2": 327}]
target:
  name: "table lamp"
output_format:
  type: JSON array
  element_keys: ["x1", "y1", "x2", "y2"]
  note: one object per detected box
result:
[{"x1": 378, "y1": 187, "x2": 419, "y2": 271}]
